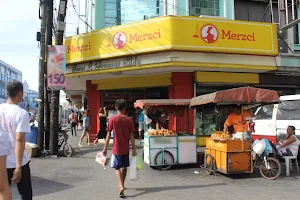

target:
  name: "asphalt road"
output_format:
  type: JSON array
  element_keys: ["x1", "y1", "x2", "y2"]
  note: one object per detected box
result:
[{"x1": 11, "y1": 133, "x2": 300, "y2": 200}]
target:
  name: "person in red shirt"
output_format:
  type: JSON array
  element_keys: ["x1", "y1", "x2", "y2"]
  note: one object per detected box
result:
[{"x1": 103, "y1": 99, "x2": 137, "y2": 198}]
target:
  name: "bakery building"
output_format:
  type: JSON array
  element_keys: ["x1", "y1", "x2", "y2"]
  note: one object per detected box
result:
[{"x1": 64, "y1": 16, "x2": 299, "y2": 140}]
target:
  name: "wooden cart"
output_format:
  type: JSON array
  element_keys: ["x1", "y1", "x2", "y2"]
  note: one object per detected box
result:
[
  {"x1": 190, "y1": 87, "x2": 282, "y2": 180},
  {"x1": 205, "y1": 138, "x2": 252, "y2": 174},
  {"x1": 134, "y1": 99, "x2": 197, "y2": 170}
]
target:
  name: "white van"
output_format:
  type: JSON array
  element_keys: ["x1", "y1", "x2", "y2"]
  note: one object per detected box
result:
[{"x1": 254, "y1": 94, "x2": 300, "y2": 143}]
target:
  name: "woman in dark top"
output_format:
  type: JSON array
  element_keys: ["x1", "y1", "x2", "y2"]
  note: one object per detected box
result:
[{"x1": 93, "y1": 107, "x2": 108, "y2": 146}]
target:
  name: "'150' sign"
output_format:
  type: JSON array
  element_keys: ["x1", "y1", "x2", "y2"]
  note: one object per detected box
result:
[{"x1": 48, "y1": 73, "x2": 66, "y2": 90}]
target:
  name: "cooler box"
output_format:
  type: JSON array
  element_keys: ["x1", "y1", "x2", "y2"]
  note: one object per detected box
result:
[{"x1": 25, "y1": 127, "x2": 38, "y2": 144}]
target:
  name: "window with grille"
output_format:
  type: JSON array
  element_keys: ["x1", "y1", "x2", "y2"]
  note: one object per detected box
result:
[
  {"x1": 189, "y1": 0, "x2": 219, "y2": 17},
  {"x1": 120, "y1": 0, "x2": 163, "y2": 26},
  {"x1": 104, "y1": 0, "x2": 120, "y2": 28}
]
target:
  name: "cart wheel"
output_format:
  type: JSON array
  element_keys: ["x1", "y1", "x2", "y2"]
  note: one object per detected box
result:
[
  {"x1": 205, "y1": 154, "x2": 215, "y2": 175},
  {"x1": 259, "y1": 157, "x2": 281, "y2": 180},
  {"x1": 154, "y1": 150, "x2": 174, "y2": 171}
]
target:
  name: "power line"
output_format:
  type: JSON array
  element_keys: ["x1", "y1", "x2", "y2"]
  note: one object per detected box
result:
[
  {"x1": 14, "y1": 0, "x2": 40, "y2": 29},
  {"x1": 71, "y1": 0, "x2": 94, "y2": 31}
]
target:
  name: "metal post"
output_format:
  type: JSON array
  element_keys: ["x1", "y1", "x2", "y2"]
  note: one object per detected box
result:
[
  {"x1": 292, "y1": 0, "x2": 295, "y2": 20},
  {"x1": 285, "y1": 0, "x2": 289, "y2": 25},
  {"x1": 85, "y1": 0, "x2": 88, "y2": 32},
  {"x1": 164, "y1": 0, "x2": 168, "y2": 16},
  {"x1": 37, "y1": 0, "x2": 47, "y2": 154},
  {"x1": 269, "y1": 0, "x2": 274, "y2": 23},
  {"x1": 45, "y1": 0, "x2": 53, "y2": 151},
  {"x1": 50, "y1": 0, "x2": 67, "y2": 155}
]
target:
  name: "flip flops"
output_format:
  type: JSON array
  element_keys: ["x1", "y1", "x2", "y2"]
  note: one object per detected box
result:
[{"x1": 119, "y1": 189, "x2": 125, "y2": 198}]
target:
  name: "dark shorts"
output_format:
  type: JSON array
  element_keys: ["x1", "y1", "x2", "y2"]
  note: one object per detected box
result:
[
  {"x1": 111, "y1": 154, "x2": 130, "y2": 169},
  {"x1": 83, "y1": 127, "x2": 90, "y2": 133},
  {"x1": 71, "y1": 122, "x2": 77, "y2": 127}
]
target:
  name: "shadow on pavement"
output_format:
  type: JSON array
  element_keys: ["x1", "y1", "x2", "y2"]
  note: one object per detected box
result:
[
  {"x1": 223, "y1": 167, "x2": 300, "y2": 180},
  {"x1": 127, "y1": 183, "x2": 226, "y2": 198},
  {"x1": 31, "y1": 175, "x2": 73, "y2": 197},
  {"x1": 73, "y1": 147, "x2": 101, "y2": 157}
]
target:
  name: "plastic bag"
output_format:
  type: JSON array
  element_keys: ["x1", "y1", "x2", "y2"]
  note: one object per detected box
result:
[
  {"x1": 95, "y1": 152, "x2": 110, "y2": 167},
  {"x1": 136, "y1": 156, "x2": 144, "y2": 170},
  {"x1": 129, "y1": 156, "x2": 139, "y2": 181}
]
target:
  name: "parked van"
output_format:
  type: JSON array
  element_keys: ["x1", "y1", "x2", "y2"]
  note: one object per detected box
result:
[{"x1": 254, "y1": 94, "x2": 300, "y2": 144}]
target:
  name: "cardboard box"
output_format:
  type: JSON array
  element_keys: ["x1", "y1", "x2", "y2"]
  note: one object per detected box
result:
[{"x1": 26, "y1": 147, "x2": 38, "y2": 158}]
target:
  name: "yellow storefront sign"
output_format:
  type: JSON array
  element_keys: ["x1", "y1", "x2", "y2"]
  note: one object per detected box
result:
[{"x1": 65, "y1": 16, "x2": 278, "y2": 64}]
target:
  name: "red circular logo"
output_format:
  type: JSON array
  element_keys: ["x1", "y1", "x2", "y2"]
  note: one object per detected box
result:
[
  {"x1": 112, "y1": 32, "x2": 127, "y2": 49},
  {"x1": 201, "y1": 24, "x2": 218, "y2": 44}
]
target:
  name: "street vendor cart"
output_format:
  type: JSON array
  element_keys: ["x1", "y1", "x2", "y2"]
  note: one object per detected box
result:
[
  {"x1": 190, "y1": 87, "x2": 282, "y2": 180},
  {"x1": 134, "y1": 99, "x2": 197, "y2": 170}
]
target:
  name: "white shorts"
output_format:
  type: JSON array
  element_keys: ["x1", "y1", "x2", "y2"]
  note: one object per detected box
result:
[
  {"x1": 138, "y1": 122, "x2": 144, "y2": 131},
  {"x1": 0, "y1": 132, "x2": 11, "y2": 156}
]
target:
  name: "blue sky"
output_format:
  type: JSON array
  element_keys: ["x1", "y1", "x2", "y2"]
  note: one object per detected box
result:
[
  {"x1": 0, "y1": 0, "x2": 40, "y2": 90},
  {"x1": 0, "y1": 0, "x2": 82, "y2": 103}
]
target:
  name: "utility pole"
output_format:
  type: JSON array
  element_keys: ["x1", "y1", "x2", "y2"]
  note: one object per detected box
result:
[
  {"x1": 50, "y1": 0, "x2": 67, "y2": 155},
  {"x1": 37, "y1": 0, "x2": 47, "y2": 154},
  {"x1": 45, "y1": 0, "x2": 53, "y2": 151}
]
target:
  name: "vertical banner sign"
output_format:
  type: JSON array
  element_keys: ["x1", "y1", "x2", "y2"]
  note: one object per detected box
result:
[{"x1": 47, "y1": 45, "x2": 66, "y2": 90}]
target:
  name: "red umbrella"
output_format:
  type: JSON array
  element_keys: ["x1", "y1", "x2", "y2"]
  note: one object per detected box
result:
[{"x1": 190, "y1": 87, "x2": 279, "y2": 107}]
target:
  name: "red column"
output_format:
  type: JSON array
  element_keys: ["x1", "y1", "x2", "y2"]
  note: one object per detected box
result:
[
  {"x1": 86, "y1": 80, "x2": 101, "y2": 141},
  {"x1": 168, "y1": 72, "x2": 194, "y2": 134}
]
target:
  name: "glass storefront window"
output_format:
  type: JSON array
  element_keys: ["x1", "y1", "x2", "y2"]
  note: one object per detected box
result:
[
  {"x1": 195, "y1": 84, "x2": 245, "y2": 136},
  {"x1": 189, "y1": 0, "x2": 220, "y2": 16},
  {"x1": 121, "y1": 0, "x2": 163, "y2": 25},
  {"x1": 104, "y1": 0, "x2": 119, "y2": 27},
  {"x1": 195, "y1": 104, "x2": 231, "y2": 135},
  {"x1": 104, "y1": 0, "x2": 164, "y2": 27}
]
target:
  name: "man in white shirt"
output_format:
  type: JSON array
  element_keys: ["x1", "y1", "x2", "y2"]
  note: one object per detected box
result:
[
  {"x1": 0, "y1": 133, "x2": 11, "y2": 199},
  {"x1": 0, "y1": 81, "x2": 32, "y2": 200}
]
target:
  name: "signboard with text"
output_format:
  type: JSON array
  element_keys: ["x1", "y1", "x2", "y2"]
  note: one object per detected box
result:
[
  {"x1": 47, "y1": 45, "x2": 66, "y2": 90},
  {"x1": 65, "y1": 16, "x2": 278, "y2": 64}
]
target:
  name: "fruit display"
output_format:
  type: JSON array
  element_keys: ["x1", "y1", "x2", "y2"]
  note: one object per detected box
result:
[
  {"x1": 148, "y1": 129, "x2": 176, "y2": 136},
  {"x1": 210, "y1": 131, "x2": 232, "y2": 140}
]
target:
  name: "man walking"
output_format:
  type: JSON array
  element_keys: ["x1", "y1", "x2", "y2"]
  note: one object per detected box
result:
[
  {"x1": 69, "y1": 110, "x2": 77, "y2": 136},
  {"x1": 103, "y1": 99, "x2": 137, "y2": 198},
  {"x1": 0, "y1": 81, "x2": 32, "y2": 200},
  {"x1": 0, "y1": 131, "x2": 11, "y2": 200}
]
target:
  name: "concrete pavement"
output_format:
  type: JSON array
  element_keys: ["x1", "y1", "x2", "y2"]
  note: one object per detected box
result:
[{"x1": 11, "y1": 130, "x2": 300, "y2": 200}]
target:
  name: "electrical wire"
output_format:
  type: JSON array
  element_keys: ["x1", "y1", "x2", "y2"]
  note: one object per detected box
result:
[
  {"x1": 71, "y1": 0, "x2": 94, "y2": 31},
  {"x1": 14, "y1": 0, "x2": 40, "y2": 29}
]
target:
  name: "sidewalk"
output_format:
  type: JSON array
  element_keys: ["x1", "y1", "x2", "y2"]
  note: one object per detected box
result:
[{"x1": 66, "y1": 129, "x2": 143, "y2": 157}]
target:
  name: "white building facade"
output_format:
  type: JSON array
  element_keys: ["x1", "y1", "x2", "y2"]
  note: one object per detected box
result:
[{"x1": 0, "y1": 60, "x2": 22, "y2": 104}]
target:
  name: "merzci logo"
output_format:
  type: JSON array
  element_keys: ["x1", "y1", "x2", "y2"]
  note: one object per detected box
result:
[
  {"x1": 108, "y1": 30, "x2": 161, "y2": 49},
  {"x1": 193, "y1": 24, "x2": 256, "y2": 43},
  {"x1": 111, "y1": 32, "x2": 127, "y2": 49},
  {"x1": 194, "y1": 24, "x2": 218, "y2": 43}
]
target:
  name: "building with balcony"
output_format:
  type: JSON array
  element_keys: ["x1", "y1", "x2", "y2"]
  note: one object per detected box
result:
[
  {"x1": 65, "y1": 0, "x2": 300, "y2": 140},
  {"x1": 0, "y1": 60, "x2": 22, "y2": 104}
]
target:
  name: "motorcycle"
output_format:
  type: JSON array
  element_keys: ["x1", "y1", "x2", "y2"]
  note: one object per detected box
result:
[{"x1": 58, "y1": 126, "x2": 73, "y2": 157}]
